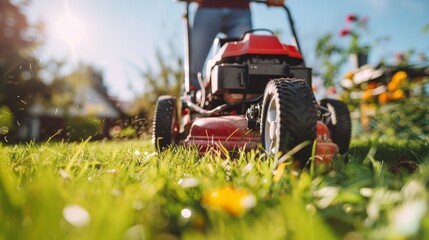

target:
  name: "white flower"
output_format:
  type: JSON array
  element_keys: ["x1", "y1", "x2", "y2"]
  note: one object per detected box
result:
[
  {"x1": 178, "y1": 178, "x2": 200, "y2": 188},
  {"x1": 391, "y1": 200, "x2": 427, "y2": 236},
  {"x1": 63, "y1": 204, "x2": 90, "y2": 227}
]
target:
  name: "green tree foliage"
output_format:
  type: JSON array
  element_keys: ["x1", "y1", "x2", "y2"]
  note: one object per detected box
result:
[
  {"x1": 315, "y1": 34, "x2": 347, "y2": 87},
  {"x1": 45, "y1": 64, "x2": 119, "y2": 141},
  {"x1": 0, "y1": 105, "x2": 13, "y2": 136},
  {"x1": 315, "y1": 15, "x2": 373, "y2": 87},
  {"x1": 0, "y1": 0, "x2": 47, "y2": 132},
  {"x1": 133, "y1": 49, "x2": 183, "y2": 125},
  {"x1": 65, "y1": 116, "x2": 103, "y2": 141},
  {"x1": 423, "y1": 23, "x2": 429, "y2": 33},
  {"x1": 375, "y1": 96, "x2": 429, "y2": 140},
  {"x1": 48, "y1": 64, "x2": 109, "y2": 109}
]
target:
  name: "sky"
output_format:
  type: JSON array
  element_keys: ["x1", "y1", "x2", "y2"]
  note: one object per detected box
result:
[{"x1": 24, "y1": 0, "x2": 429, "y2": 101}]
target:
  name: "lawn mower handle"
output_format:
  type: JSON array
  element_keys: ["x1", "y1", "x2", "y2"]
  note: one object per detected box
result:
[
  {"x1": 175, "y1": 0, "x2": 279, "y2": 5},
  {"x1": 176, "y1": 0, "x2": 304, "y2": 93}
]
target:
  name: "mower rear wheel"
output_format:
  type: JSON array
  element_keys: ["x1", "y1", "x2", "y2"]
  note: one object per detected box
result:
[
  {"x1": 320, "y1": 98, "x2": 352, "y2": 154},
  {"x1": 153, "y1": 95, "x2": 178, "y2": 151},
  {"x1": 261, "y1": 79, "x2": 317, "y2": 167}
]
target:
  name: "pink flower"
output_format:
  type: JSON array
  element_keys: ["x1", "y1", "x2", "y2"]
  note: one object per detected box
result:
[
  {"x1": 418, "y1": 53, "x2": 426, "y2": 61},
  {"x1": 327, "y1": 86, "x2": 337, "y2": 95},
  {"x1": 339, "y1": 28, "x2": 351, "y2": 37},
  {"x1": 394, "y1": 52, "x2": 407, "y2": 62},
  {"x1": 346, "y1": 14, "x2": 358, "y2": 22},
  {"x1": 360, "y1": 16, "x2": 368, "y2": 27}
]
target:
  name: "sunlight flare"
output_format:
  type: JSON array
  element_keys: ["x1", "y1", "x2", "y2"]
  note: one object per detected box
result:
[{"x1": 56, "y1": 14, "x2": 86, "y2": 47}]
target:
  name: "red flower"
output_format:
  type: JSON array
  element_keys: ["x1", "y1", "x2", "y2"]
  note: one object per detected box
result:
[
  {"x1": 339, "y1": 28, "x2": 351, "y2": 37},
  {"x1": 346, "y1": 14, "x2": 358, "y2": 22}
]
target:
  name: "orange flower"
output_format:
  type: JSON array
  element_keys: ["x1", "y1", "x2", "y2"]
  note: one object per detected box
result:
[
  {"x1": 201, "y1": 185, "x2": 256, "y2": 216},
  {"x1": 367, "y1": 82, "x2": 378, "y2": 90},
  {"x1": 387, "y1": 81, "x2": 398, "y2": 92},
  {"x1": 388, "y1": 71, "x2": 407, "y2": 92},
  {"x1": 378, "y1": 92, "x2": 389, "y2": 104},
  {"x1": 361, "y1": 90, "x2": 373, "y2": 101}
]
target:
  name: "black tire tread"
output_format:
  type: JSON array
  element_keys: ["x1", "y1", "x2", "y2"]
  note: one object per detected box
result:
[
  {"x1": 153, "y1": 95, "x2": 177, "y2": 151},
  {"x1": 261, "y1": 78, "x2": 317, "y2": 167},
  {"x1": 320, "y1": 98, "x2": 352, "y2": 154}
]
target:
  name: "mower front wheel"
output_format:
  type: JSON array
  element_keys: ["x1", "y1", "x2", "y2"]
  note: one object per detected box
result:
[
  {"x1": 260, "y1": 79, "x2": 317, "y2": 167},
  {"x1": 153, "y1": 96, "x2": 178, "y2": 151}
]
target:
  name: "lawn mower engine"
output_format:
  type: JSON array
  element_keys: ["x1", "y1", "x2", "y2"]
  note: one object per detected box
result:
[{"x1": 153, "y1": 1, "x2": 352, "y2": 168}]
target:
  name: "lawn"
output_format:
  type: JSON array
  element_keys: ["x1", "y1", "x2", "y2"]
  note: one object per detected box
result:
[{"x1": 1, "y1": 138, "x2": 429, "y2": 240}]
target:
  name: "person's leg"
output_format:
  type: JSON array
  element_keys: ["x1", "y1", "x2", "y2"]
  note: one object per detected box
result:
[
  {"x1": 223, "y1": 8, "x2": 252, "y2": 39},
  {"x1": 190, "y1": 8, "x2": 223, "y2": 91}
]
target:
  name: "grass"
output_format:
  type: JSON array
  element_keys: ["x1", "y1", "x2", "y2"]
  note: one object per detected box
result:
[{"x1": 1, "y1": 138, "x2": 429, "y2": 240}]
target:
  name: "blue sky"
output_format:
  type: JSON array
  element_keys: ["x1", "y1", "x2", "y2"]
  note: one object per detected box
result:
[{"x1": 25, "y1": 0, "x2": 429, "y2": 100}]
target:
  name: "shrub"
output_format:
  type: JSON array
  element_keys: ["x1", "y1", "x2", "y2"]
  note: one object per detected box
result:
[
  {"x1": 0, "y1": 106, "x2": 13, "y2": 136},
  {"x1": 374, "y1": 96, "x2": 429, "y2": 140},
  {"x1": 65, "y1": 116, "x2": 103, "y2": 141}
]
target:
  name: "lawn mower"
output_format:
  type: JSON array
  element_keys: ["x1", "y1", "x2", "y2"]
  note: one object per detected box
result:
[{"x1": 153, "y1": 0, "x2": 352, "y2": 167}]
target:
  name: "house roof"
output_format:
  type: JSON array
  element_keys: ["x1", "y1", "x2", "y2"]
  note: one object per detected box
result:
[{"x1": 28, "y1": 86, "x2": 122, "y2": 119}]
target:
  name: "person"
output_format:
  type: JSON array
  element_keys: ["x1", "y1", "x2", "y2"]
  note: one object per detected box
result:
[{"x1": 189, "y1": 0, "x2": 285, "y2": 92}]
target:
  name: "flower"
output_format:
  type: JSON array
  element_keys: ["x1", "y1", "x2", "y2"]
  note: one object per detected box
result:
[
  {"x1": 339, "y1": 14, "x2": 371, "y2": 54},
  {"x1": 360, "y1": 16, "x2": 369, "y2": 26},
  {"x1": 388, "y1": 71, "x2": 407, "y2": 92},
  {"x1": 201, "y1": 185, "x2": 256, "y2": 216},
  {"x1": 361, "y1": 90, "x2": 373, "y2": 101},
  {"x1": 63, "y1": 204, "x2": 91, "y2": 227},
  {"x1": 394, "y1": 52, "x2": 408, "y2": 65},
  {"x1": 344, "y1": 71, "x2": 354, "y2": 80},
  {"x1": 391, "y1": 89, "x2": 405, "y2": 100},
  {"x1": 378, "y1": 92, "x2": 389, "y2": 104},
  {"x1": 339, "y1": 28, "x2": 351, "y2": 37},
  {"x1": 327, "y1": 85, "x2": 337, "y2": 95},
  {"x1": 346, "y1": 14, "x2": 358, "y2": 22}
]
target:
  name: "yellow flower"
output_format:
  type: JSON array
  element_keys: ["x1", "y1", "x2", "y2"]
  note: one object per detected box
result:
[
  {"x1": 273, "y1": 162, "x2": 287, "y2": 183},
  {"x1": 388, "y1": 71, "x2": 407, "y2": 92},
  {"x1": 392, "y1": 71, "x2": 407, "y2": 83},
  {"x1": 202, "y1": 185, "x2": 256, "y2": 216},
  {"x1": 344, "y1": 71, "x2": 354, "y2": 80},
  {"x1": 391, "y1": 89, "x2": 405, "y2": 100}
]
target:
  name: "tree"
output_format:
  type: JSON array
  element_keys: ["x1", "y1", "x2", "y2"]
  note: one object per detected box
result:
[
  {"x1": 48, "y1": 64, "x2": 110, "y2": 108},
  {"x1": 423, "y1": 23, "x2": 429, "y2": 34},
  {"x1": 0, "y1": 0, "x2": 46, "y2": 140},
  {"x1": 315, "y1": 34, "x2": 347, "y2": 87},
  {"x1": 133, "y1": 48, "x2": 183, "y2": 128},
  {"x1": 315, "y1": 14, "x2": 374, "y2": 88},
  {"x1": 40, "y1": 63, "x2": 126, "y2": 141}
]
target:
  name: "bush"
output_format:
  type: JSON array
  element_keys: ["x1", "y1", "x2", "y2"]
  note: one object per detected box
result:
[
  {"x1": 0, "y1": 106, "x2": 13, "y2": 136},
  {"x1": 65, "y1": 117, "x2": 103, "y2": 141},
  {"x1": 375, "y1": 96, "x2": 429, "y2": 139}
]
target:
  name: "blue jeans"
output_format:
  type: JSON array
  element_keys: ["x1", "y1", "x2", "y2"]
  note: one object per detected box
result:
[{"x1": 190, "y1": 8, "x2": 252, "y2": 90}]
